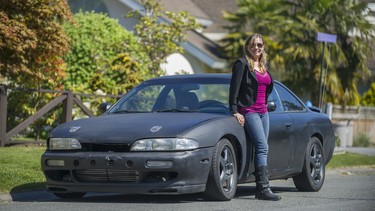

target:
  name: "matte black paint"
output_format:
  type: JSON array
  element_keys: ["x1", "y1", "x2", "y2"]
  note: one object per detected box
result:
[{"x1": 41, "y1": 74, "x2": 335, "y2": 196}]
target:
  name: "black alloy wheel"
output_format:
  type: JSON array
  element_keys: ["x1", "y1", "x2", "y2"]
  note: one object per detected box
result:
[
  {"x1": 293, "y1": 136, "x2": 325, "y2": 191},
  {"x1": 204, "y1": 138, "x2": 238, "y2": 201}
]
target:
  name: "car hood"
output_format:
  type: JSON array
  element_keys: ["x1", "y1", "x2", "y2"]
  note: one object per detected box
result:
[{"x1": 50, "y1": 112, "x2": 225, "y2": 144}]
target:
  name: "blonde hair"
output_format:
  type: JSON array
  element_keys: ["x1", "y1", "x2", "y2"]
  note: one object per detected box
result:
[{"x1": 244, "y1": 34, "x2": 268, "y2": 73}]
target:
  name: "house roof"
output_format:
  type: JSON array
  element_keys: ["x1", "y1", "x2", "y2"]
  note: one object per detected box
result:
[
  {"x1": 117, "y1": 0, "x2": 236, "y2": 69},
  {"x1": 159, "y1": 0, "x2": 210, "y2": 20},
  {"x1": 184, "y1": 30, "x2": 227, "y2": 69},
  {"x1": 160, "y1": 0, "x2": 238, "y2": 33},
  {"x1": 157, "y1": 0, "x2": 237, "y2": 69},
  {"x1": 189, "y1": 0, "x2": 238, "y2": 33}
]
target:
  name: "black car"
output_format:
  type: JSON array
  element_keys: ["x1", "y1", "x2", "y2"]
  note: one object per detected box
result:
[{"x1": 41, "y1": 74, "x2": 335, "y2": 201}]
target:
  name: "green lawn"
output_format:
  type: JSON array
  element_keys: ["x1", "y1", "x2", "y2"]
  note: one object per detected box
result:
[
  {"x1": 0, "y1": 146, "x2": 374, "y2": 193},
  {"x1": 0, "y1": 146, "x2": 46, "y2": 193},
  {"x1": 326, "y1": 151, "x2": 375, "y2": 169}
]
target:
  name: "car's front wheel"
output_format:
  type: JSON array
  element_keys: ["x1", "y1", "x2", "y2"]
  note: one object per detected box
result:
[
  {"x1": 293, "y1": 137, "x2": 325, "y2": 191},
  {"x1": 204, "y1": 138, "x2": 237, "y2": 201},
  {"x1": 53, "y1": 192, "x2": 86, "y2": 199}
]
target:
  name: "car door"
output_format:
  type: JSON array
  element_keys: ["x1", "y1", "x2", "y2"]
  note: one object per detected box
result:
[
  {"x1": 267, "y1": 87, "x2": 294, "y2": 172},
  {"x1": 268, "y1": 83, "x2": 307, "y2": 172}
]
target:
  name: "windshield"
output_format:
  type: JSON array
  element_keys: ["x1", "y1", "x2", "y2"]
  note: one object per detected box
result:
[{"x1": 108, "y1": 80, "x2": 230, "y2": 115}]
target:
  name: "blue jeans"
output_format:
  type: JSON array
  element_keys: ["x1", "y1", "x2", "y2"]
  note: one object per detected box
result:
[{"x1": 243, "y1": 112, "x2": 269, "y2": 168}]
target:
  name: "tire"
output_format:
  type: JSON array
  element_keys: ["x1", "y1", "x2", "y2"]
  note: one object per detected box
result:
[
  {"x1": 293, "y1": 137, "x2": 325, "y2": 191},
  {"x1": 204, "y1": 138, "x2": 238, "y2": 201},
  {"x1": 53, "y1": 192, "x2": 86, "y2": 199}
]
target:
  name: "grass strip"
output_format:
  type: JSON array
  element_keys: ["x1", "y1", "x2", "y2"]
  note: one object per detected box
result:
[
  {"x1": 0, "y1": 146, "x2": 46, "y2": 192},
  {"x1": 327, "y1": 151, "x2": 375, "y2": 169}
]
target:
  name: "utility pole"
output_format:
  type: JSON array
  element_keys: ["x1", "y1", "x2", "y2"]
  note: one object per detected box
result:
[{"x1": 316, "y1": 32, "x2": 337, "y2": 112}]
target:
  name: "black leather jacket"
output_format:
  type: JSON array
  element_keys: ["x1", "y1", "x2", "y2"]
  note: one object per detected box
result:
[{"x1": 229, "y1": 58, "x2": 274, "y2": 114}]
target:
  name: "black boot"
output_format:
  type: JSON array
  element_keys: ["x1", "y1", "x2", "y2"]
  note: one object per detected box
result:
[{"x1": 255, "y1": 166, "x2": 281, "y2": 201}]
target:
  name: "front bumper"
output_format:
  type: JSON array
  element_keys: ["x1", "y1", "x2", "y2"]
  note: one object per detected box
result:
[{"x1": 41, "y1": 147, "x2": 214, "y2": 195}]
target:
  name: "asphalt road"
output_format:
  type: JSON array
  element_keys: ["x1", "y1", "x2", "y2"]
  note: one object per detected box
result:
[{"x1": 1, "y1": 167, "x2": 374, "y2": 211}]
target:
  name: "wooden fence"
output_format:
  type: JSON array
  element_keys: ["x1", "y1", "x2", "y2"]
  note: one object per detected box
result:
[
  {"x1": 0, "y1": 84, "x2": 119, "y2": 147},
  {"x1": 330, "y1": 104, "x2": 375, "y2": 146}
]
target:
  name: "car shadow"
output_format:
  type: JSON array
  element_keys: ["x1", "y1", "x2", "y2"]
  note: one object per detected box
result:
[{"x1": 9, "y1": 184, "x2": 297, "y2": 203}]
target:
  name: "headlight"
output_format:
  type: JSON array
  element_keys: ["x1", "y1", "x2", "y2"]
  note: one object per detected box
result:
[
  {"x1": 49, "y1": 138, "x2": 81, "y2": 150},
  {"x1": 131, "y1": 138, "x2": 199, "y2": 151}
]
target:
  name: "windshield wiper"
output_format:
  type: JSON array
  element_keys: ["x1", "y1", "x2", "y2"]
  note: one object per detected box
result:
[{"x1": 110, "y1": 109, "x2": 145, "y2": 114}]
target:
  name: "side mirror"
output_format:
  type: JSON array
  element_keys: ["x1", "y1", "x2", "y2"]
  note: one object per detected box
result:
[
  {"x1": 308, "y1": 105, "x2": 321, "y2": 113},
  {"x1": 99, "y1": 102, "x2": 111, "y2": 113},
  {"x1": 267, "y1": 101, "x2": 276, "y2": 112}
]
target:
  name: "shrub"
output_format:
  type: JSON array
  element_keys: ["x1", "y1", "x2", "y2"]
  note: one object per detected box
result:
[{"x1": 353, "y1": 133, "x2": 371, "y2": 147}]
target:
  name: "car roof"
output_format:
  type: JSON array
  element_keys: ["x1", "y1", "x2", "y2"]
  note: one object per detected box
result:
[
  {"x1": 145, "y1": 73, "x2": 282, "y2": 85},
  {"x1": 147, "y1": 73, "x2": 231, "y2": 81}
]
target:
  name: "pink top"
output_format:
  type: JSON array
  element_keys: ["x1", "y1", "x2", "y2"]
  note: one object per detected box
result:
[{"x1": 239, "y1": 70, "x2": 271, "y2": 114}]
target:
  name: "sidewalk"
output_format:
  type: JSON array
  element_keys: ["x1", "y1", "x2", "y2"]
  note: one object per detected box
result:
[{"x1": 334, "y1": 146, "x2": 375, "y2": 156}]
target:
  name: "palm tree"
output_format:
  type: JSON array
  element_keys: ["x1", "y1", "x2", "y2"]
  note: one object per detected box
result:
[
  {"x1": 221, "y1": 0, "x2": 285, "y2": 60},
  {"x1": 221, "y1": 0, "x2": 374, "y2": 106}
]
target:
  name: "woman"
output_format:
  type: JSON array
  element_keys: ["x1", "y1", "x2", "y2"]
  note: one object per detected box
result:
[{"x1": 229, "y1": 33, "x2": 281, "y2": 201}]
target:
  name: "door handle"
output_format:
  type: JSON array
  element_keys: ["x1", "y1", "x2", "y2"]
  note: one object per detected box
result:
[{"x1": 285, "y1": 122, "x2": 292, "y2": 128}]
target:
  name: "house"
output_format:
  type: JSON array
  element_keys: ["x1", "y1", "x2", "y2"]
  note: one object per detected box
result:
[
  {"x1": 67, "y1": 0, "x2": 375, "y2": 82},
  {"x1": 68, "y1": 0, "x2": 238, "y2": 75}
]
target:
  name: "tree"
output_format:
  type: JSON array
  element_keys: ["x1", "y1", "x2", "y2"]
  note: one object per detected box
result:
[
  {"x1": 0, "y1": 0, "x2": 72, "y2": 88},
  {"x1": 221, "y1": 0, "x2": 374, "y2": 106},
  {"x1": 361, "y1": 82, "x2": 375, "y2": 106},
  {"x1": 62, "y1": 11, "x2": 153, "y2": 117},
  {"x1": 126, "y1": 0, "x2": 200, "y2": 75},
  {"x1": 221, "y1": 0, "x2": 285, "y2": 60},
  {"x1": 280, "y1": 0, "x2": 374, "y2": 106},
  {"x1": 0, "y1": 0, "x2": 73, "y2": 141},
  {"x1": 63, "y1": 11, "x2": 149, "y2": 94}
]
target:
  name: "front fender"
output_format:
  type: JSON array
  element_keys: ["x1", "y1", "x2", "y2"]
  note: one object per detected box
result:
[{"x1": 180, "y1": 116, "x2": 248, "y2": 180}]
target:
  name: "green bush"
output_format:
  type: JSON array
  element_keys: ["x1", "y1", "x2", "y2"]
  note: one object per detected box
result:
[
  {"x1": 361, "y1": 83, "x2": 375, "y2": 106},
  {"x1": 63, "y1": 11, "x2": 148, "y2": 92},
  {"x1": 353, "y1": 133, "x2": 372, "y2": 147}
]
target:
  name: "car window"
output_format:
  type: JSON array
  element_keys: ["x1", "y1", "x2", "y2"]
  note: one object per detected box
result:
[
  {"x1": 113, "y1": 85, "x2": 164, "y2": 112},
  {"x1": 268, "y1": 89, "x2": 283, "y2": 112},
  {"x1": 109, "y1": 82, "x2": 230, "y2": 114},
  {"x1": 193, "y1": 84, "x2": 229, "y2": 105},
  {"x1": 274, "y1": 83, "x2": 305, "y2": 112}
]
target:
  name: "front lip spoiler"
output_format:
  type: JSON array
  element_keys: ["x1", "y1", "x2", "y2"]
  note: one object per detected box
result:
[{"x1": 45, "y1": 183, "x2": 206, "y2": 195}]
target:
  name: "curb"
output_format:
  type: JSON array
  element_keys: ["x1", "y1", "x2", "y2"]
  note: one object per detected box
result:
[{"x1": 0, "y1": 192, "x2": 12, "y2": 203}]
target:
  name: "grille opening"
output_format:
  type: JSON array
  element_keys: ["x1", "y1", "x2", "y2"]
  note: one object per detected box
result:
[
  {"x1": 126, "y1": 160, "x2": 133, "y2": 167},
  {"x1": 149, "y1": 188, "x2": 178, "y2": 193},
  {"x1": 45, "y1": 170, "x2": 71, "y2": 182},
  {"x1": 81, "y1": 143, "x2": 131, "y2": 152},
  {"x1": 107, "y1": 160, "x2": 115, "y2": 167},
  {"x1": 143, "y1": 171, "x2": 178, "y2": 183},
  {"x1": 74, "y1": 169, "x2": 139, "y2": 183}
]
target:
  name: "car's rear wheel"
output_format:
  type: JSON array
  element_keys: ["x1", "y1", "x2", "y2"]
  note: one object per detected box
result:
[
  {"x1": 53, "y1": 192, "x2": 86, "y2": 199},
  {"x1": 204, "y1": 138, "x2": 237, "y2": 201},
  {"x1": 293, "y1": 137, "x2": 325, "y2": 191}
]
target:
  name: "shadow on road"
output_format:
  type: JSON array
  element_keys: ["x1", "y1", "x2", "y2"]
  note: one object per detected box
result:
[{"x1": 9, "y1": 185, "x2": 297, "y2": 203}]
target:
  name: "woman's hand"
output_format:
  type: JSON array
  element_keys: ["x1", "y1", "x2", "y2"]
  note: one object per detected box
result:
[{"x1": 233, "y1": 113, "x2": 245, "y2": 126}]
